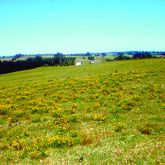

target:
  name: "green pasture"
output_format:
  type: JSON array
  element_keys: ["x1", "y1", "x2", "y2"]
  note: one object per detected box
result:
[{"x1": 0, "y1": 59, "x2": 164, "y2": 164}]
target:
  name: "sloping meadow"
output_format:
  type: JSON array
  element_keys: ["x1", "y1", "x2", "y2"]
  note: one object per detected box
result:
[{"x1": 0, "y1": 59, "x2": 165, "y2": 164}]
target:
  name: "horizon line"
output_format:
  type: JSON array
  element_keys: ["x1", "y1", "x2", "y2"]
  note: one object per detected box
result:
[{"x1": 1, "y1": 50, "x2": 165, "y2": 57}]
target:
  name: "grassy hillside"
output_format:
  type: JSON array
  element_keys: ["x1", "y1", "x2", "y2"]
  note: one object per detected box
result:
[{"x1": 0, "y1": 59, "x2": 165, "y2": 164}]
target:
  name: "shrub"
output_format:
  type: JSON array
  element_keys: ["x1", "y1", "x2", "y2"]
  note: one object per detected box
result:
[
  {"x1": 30, "y1": 149, "x2": 48, "y2": 159},
  {"x1": 11, "y1": 139, "x2": 26, "y2": 150},
  {"x1": 92, "y1": 113, "x2": 107, "y2": 121},
  {"x1": 48, "y1": 136, "x2": 74, "y2": 148}
]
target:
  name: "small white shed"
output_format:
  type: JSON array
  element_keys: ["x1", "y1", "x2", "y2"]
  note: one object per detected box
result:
[{"x1": 75, "y1": 62, "x2": 82, "y2": 66}]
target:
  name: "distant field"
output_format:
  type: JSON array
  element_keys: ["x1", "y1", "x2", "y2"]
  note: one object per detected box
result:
[
  {"x1": 75, "y1": 55, "x2": 114, "y2": 64},
  {"x1": 0, "y1": 59, "x2": 165, "y2": 164}
]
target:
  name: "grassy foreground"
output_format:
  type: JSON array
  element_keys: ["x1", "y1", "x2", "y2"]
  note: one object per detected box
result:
[{"x1": 0, "y1": 59, "x2": 165, "y2": 164}]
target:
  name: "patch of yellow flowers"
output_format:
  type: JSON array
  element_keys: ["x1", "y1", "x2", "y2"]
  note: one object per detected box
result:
[
  {"x1": 11, "y1": 139, "x2": 26, "y2": 150},
  {"x1": 48, "y1": 136, "x2": 74, "y2": 147},
  {"x1": 93, "y1": 113, "x2": 107, "y2": 121}
]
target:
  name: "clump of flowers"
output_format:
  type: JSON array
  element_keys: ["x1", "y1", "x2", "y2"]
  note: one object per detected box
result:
[
  {"x1": 49, "y1": 107, "x2": 64, "y2": 118},
  {"x1": 48, "y1": 136, "x2": 74, "y2": 148},
  {"x1": 54, "y1": 117, "x2": 68, "y2": 125},
  {"x1": 30, "y1": 149, "x2": 48, "y2": 159},
  {"x1": 30, "y1": 150, "x2": 41, "y2": 159},
  {"x1": 92, "y1": 113, "x2": 107, "y2": 121},
  {"x1": 11, "y1": 139, "x2": 26, "y2": 150},
  {"x1": 0, "y1": 104, "x2": 11, "y2": 115}
]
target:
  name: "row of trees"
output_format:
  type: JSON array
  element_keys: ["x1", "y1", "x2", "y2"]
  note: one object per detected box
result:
[
  {"x1": 114, "y1": 51, "x2": 157, "y2": 61},
  {"x1": 0, "y1": 54, "x2": 76, "y2": 74}
]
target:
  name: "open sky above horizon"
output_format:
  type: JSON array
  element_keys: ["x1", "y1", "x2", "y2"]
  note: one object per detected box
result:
[{"x1": 0, "y1": 0, "x2": 165, "y2": 56}]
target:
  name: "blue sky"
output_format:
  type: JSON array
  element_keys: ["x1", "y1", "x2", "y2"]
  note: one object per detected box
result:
[{"x1": 0, "y1": 0, "x2": 165, "y2": 55}]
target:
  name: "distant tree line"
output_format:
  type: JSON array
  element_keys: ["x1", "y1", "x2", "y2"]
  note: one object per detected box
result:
[
  {"x1": 0, "y1": 53, "x2": 76, "y2": 74},
  {"x1": 114, "y1": 51, "x2": 158, "y2": 61}
]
